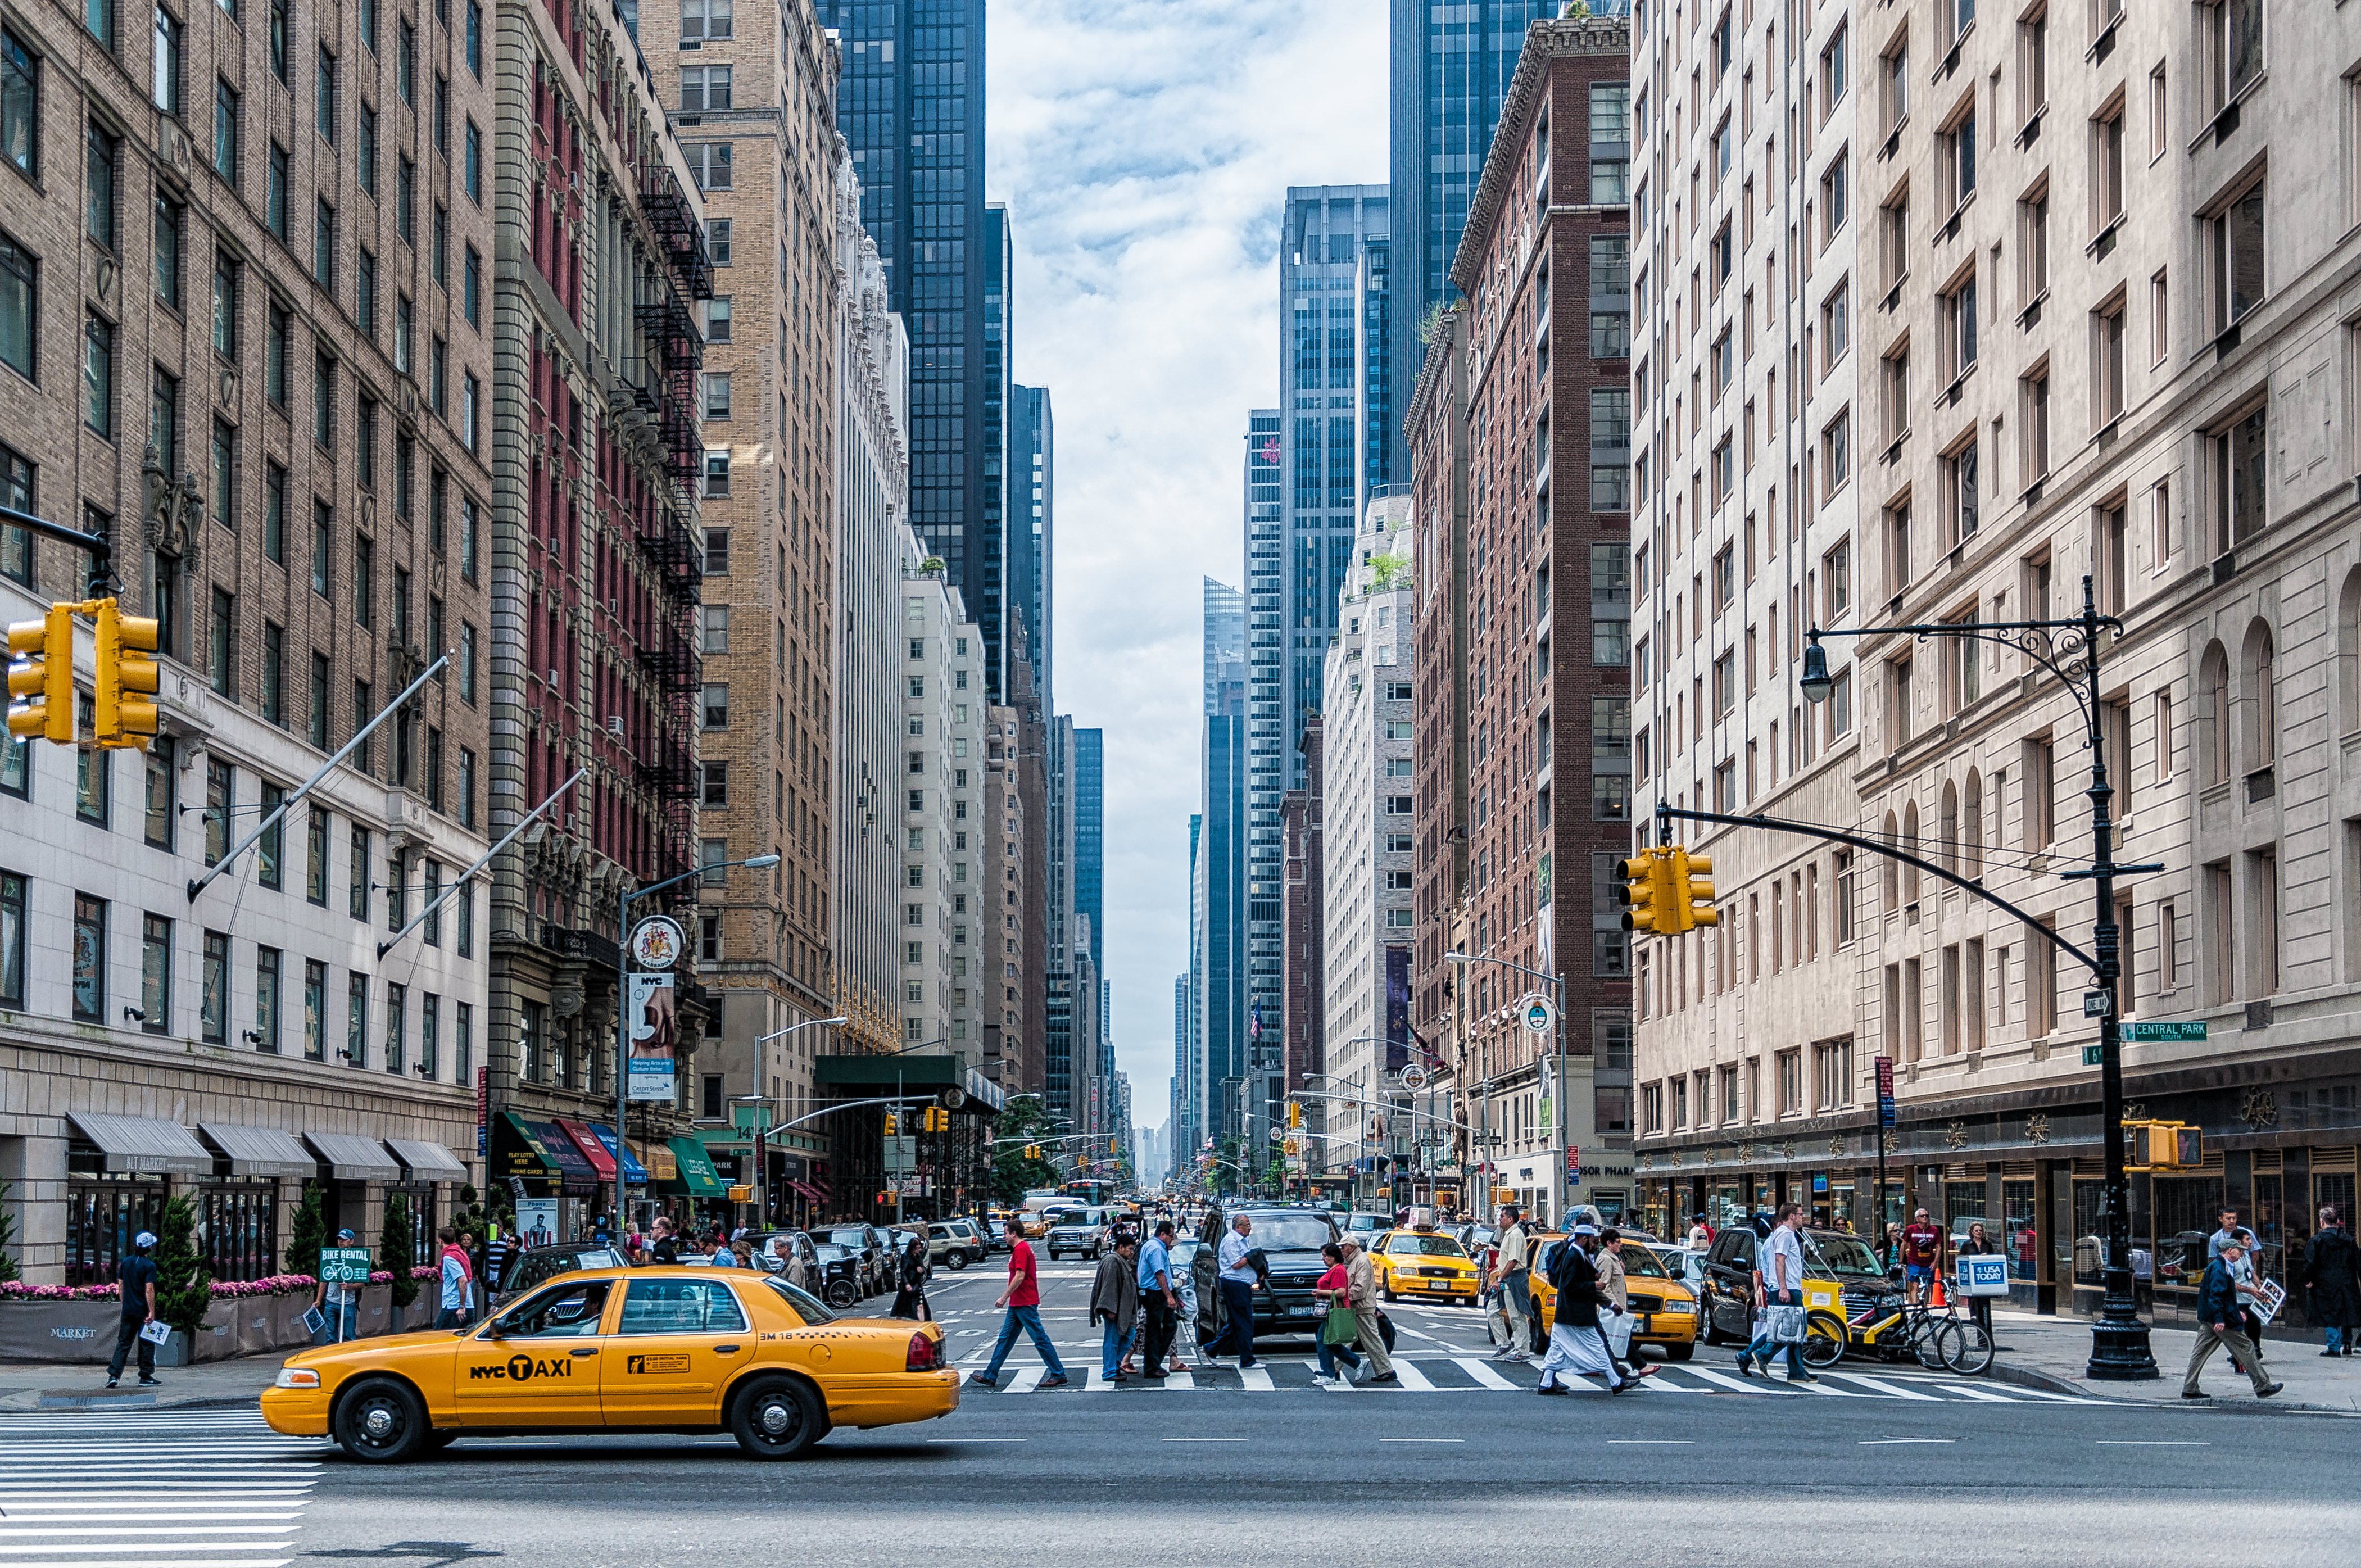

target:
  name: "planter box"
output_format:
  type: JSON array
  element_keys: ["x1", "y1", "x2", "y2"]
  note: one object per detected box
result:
[
  {"x1": 358, "y1": 1283, "x2": 393, "y2": 1338},
  {"x1": 0, "y1": 1302, "x2": 125, "y2": 1363},
  {"x1": 189, "y1": 1301, "x2": 238, "y2": 1363}
]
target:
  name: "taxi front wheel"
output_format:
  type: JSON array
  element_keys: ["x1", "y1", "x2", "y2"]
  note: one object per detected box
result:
[
  {"x1": 730, "y1": 1375, "x2": 825, "y2": 1461},
  {"x1": 332, "y1": 1377, "x2": 430, "y2": 1464}
]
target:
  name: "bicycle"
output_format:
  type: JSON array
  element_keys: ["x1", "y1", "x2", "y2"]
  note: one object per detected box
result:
[{"x1": 1803, "y1": 1287, "x2": 1994, "y2": 1375}]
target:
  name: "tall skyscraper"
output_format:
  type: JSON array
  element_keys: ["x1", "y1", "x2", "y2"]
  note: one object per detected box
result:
[
  {"x1": 1075, "y1": 728, "x2": 1104, "y2": 969},
  {"x1": 1388, "y1": 0, "x2": 1584, "y2": 479},
  {"x1": 981, "y1": 204, "x2": 1015, "y2": 697},
  {"x1": 821, "y1": 1, "x2": 1011, "y2": 695},
  {"x1": 1012, "y1": 387, "x2": 1054, "y2": 712},
  {"x1": 1195, "y1": 578, "x2": 1249, "y2": 1149}
]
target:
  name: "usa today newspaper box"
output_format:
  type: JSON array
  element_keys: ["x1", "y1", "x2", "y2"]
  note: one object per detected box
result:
[{"x1": 1955, "y1": 1253, "x2": 2011, "y2": 1298}]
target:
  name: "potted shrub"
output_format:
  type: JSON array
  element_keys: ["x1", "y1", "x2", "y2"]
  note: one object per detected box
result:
[{"x1": 151, "y1": 1195, "x2": 215, "y2": 1367}]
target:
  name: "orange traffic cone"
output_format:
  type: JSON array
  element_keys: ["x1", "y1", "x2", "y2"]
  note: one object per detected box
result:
[{"x1": 1929, "y1": 1274, "x2": 1948, "y2": 1309}]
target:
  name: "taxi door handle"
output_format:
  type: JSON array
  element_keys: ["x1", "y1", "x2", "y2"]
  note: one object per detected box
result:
[
  {"x1": 713, "y1": 1345, "x2": 741, "y2": 1354},
  {"x1": 569, "y1": 1348, "x2": 599, "y2": 1357}
]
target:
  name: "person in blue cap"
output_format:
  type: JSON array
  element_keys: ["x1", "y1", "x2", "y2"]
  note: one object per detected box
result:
[
  {"x1": 311, "y1": 1229, "x2": 362, "y2": 1344},
  {"x1": 105, "y1": 1231, "x2": 161, "y2": 1388}
]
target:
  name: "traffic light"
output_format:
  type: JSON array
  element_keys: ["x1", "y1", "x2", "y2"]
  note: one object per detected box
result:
[
  {"x1": 2125, "y1": 1120, "x2": 2202, "y2": 1170},
  {"x1": 922, "y1": 1107, "x2": 949, "y2": 1132},
  {"x1": 726, "y1": 1184, "x2": 754, "y2": 1203},
  {"x1": 93, "y1": 599, "x2": 160, "y2": 749},
  {"x1": 883, "y1": 1112, "x2": 898, "y2": 1136},
  {"x1": 1023, "y1": 1143, "x2": 1041, "y2": 1161},
  {"x1": 1287, "y1": 1100, "x2": 1302, "y2": 1129},
  {"x1": 1672, "y1": 849, "x2": 1719, "y2": 932},
  {"x1": 7, "y1": 604, "x2": 75, "y2": 744},
  {"x1": 1615, "y1": 849, "x2": 1672, "y2": 933}
]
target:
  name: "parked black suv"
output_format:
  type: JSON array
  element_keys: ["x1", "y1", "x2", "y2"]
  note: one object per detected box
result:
[
  {"x1": 1696, "y1": 1224, "x2": 1890, "y2": 1345},
  {"x1": 1206, "y1": 1206, "x2": 1340, "y2": 1337}
]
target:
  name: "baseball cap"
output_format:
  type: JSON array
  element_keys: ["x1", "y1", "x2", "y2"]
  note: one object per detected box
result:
[
  {"x1": 336, "y1": 1228, "x2": 358, "y2": 1241},
  {"x1": 133, "y1": 1231, "x2": 157, "y2": 1248}
]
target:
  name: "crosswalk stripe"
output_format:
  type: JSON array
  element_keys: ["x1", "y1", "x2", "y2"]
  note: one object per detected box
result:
[
  {"x1": 1819, "y1": 1369, "x2": 1945, "y2": 1401},
  {"x1": 1162, "y1": 1370, "x2": 1195, "y2": 1390},
  {"x1": 1390, "y1": 1361, "x2": 1436, "y2": 1390},
  {"x1": 1238, "y1": 1365, "x2": 1275, "y2": 1392},
  {"x1": 1679, "y1": 1364, "x2": 1788, "y2": 1393},
  {"x1": 1451, "y1": 1358, "x2": 1519, "y2": 1390},
  {"x1": 1000, "y1": 1366, "x2": 1045, "y2": 1393}
]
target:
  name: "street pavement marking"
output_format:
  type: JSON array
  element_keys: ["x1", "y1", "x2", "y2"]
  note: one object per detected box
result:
[
  {"x1": 1238, "y1": 1365, "x2": 1276, "y2": 1392},
  {"x1": 2095, "y1": 1440, "x2": 2210, "y2": 1445},
  {"x1": 1860, "y1": 1438, "x2": 1959, "y2": 1444},
  {"x1": 1607, "y1": 1439, "x2": 1696, "y2": 1444},
  {"x1": 1002, "y1": 1366, "x2": 1046, "y2": 1393},
  {"x1": 1162, "y1": 1370, "x2": 1196, "y2": 1390},
  {"x1": 928, "y1": 1437, "x2": 1027, "y2": 1443},
  {"x1": 1451, "y1": 1358, "x2": 1519, "y2": 1390},
  {"x1": 1161, "y1": 1437, "x2": 1247, "y2": 1442},
  {"x1": 1390, "y1": 1361, "x2": 1438, "y2": 1390},
  {"x1": 1819, "y1": 1370, "x2": 1945, "y2": 1401},
  {"x1": 1932, "y1": 1381, "x2": 2019, "y2": 1402},
  {"x1": 1377, "y1": 1437, "x2": 1463, "y2": 1443},
  {"x1": 1673, "y1": 1365, "x2": 1780, "y2": 1394}
]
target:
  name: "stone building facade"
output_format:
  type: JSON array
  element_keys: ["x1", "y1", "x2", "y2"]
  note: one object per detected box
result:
[
  {"x1": 1628, "y1": 0, "x2": 2361, "y2": 1325},
  {"x1": 0, "y1": 0, "x2": 495, "y2": 1280}
]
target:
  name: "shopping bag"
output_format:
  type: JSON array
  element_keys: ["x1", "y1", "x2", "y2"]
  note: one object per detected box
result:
[
  {"x1": 1320, "y1": 1305, "x2": 1360, "y2": 1345},
  {"x1": 1766, "y1": 1302, "x2": 1807, "y2": 1343},
  {"x1": 1602, "y1": 1308, "x2": 1635, "y2": 1358}
]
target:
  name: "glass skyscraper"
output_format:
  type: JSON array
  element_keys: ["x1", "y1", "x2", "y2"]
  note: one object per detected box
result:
[
  {"x1": 822, "y1": 0, "x2": 1013, "y2": 696},
  {"x1": 1194, "y1": 577, "x2": 1248, "y2": 1148}
]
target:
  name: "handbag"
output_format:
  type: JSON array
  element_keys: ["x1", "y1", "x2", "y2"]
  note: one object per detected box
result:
[
  {"x1": 1765, "y1": 1302, "x2": 1808, "y2": 1344},
  {"x1": 1601, "y1": 1308, "x2": 1635, "y2": 1358},
  {"x1": 1320, "y1": 1303, "x2": 1359, "y2": 1346}
]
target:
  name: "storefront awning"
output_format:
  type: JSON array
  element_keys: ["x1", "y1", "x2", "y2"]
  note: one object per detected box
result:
[
  {"x1": 492, "y1": 1113, "x2": 599, "y2": 1195},
  {"x1": 302, "y1": 1132, "x2": 402, "y2": 1182},
  {"x1": 70, "y1": 1113, "x2": 212, "y2": 1176},
  {"x1": 197, "y1": 1122, "x2": 320, "y2": 1179},
  {"x1": 667, "y1": 1136, "x2": 729, "y2": 1198},
  {"x1": 787, "y1": 1179, "x2": 826, "y2": 1204},
  {"x1": 589, "y1": 1125, "x2": 649, "y2": 1185},
  {"x1": 386, "y1": 1139, "x2": 469, "y2": 1180}
]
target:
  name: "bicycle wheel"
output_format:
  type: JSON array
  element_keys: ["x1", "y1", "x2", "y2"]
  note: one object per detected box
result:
[
  {"x1": 1941, "y1": 1317, "x2": 1995, "y2": 1376},
  {"x1": 1912, "y1": 1317, "x2": 1948, "y2": 1370},
  {"x1": 1801, "y1": 1311, "x2": 1847, "y2": 1368}
]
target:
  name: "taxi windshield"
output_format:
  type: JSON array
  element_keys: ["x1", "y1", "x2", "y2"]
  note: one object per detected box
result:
[
  {"x1": 1607, "y1": 1243, "x2": 1669, "y2": 1279},
  {"x1": 1386, "y1": 1235, "x2": 1467, "y2": 1258},
  {"x1": 762, "y1": 1276, "x2": 839, "y2": 1325}
]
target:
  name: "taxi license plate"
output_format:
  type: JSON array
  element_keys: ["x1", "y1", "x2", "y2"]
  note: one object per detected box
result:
[{"x1": 1420, "y1": 1280, "x2": 1446, "y2": 1289}]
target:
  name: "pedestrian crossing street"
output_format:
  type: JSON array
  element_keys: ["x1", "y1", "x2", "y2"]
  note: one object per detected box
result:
[
  {"x1": 949, "y1": 1349, "x2": 2105, "y2": 1402},
  {"x1": 0, "y1": 1407, "x2": 329, "y2": 1568}
]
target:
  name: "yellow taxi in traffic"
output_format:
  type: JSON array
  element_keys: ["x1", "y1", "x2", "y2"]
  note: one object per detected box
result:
[
  {"x1": 261, "y1": 1266, "x2": 957, "y2": 1462},
  {"x1": 1521, "y1": 1232, "x2": 1700, "y2": 1361},
  {"x1": 1369, "y1": 1228, "x2": 1481, "y2": 1305}
]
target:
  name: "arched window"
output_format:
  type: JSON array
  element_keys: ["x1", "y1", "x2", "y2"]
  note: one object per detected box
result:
[
  {"x1": 2339, "y1": 568, "x2": 2361, "y2": 738},
  {"x1": 1881, "y1": 810, "x2": 1900, "y2": 913},
  {"x1": 2200, "y1": 640, "x2": 2231, "y2": 786},
  {"x1": 1963, "y1": 769, "x2": 1984, "y2": 878},
  {"x1": 1939, "y1": 781, "x2": 1960, "y2": 874},
  {"x1": 2241, "y1": 618, "x2": 2276, "y2": 775},
  {"x1": 1902, "y1": 801, "x2": 1922, "y2": 906}
]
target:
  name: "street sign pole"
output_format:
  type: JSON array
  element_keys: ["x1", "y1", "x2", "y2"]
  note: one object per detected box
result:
[{"x1": 1874, "y1": 1055, "x2": 1896, "y2": 1245}]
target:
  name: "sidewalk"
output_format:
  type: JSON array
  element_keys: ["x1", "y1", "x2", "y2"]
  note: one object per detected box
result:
[
  {"x1": 0, "y1": 1351, "x2": 287, "y2": 1413},
  {"x1": 1984, "y1": 1308, "x2": 2361, "y2": 1413}
]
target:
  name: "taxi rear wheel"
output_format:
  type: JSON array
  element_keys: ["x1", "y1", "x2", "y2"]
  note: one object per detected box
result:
[
  {"x1": 332, "y1": 1378, "x2": 430, "y2": 1463},
  {"x1": 729, "y1": 1375, "x2": 825, "y2": 1461}
]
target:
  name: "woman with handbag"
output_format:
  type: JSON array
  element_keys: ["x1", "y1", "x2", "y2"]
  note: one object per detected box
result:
[
  {"x1": 1312, "y1": 1243, "x2": 1365, "y2": 1384},
  {"x1": 891, "y1": 1231, "x2": 932, "y2": 1320}
]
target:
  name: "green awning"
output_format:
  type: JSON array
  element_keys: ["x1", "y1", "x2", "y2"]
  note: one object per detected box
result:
[{"x1": 668, "y1": 1135, "x2": 729, "y2": 1198}]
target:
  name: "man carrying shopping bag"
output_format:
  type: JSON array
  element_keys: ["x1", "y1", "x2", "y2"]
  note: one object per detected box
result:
[{"x1": 1737, "y1": 1203, "x2": 1817, "y2": 1382}]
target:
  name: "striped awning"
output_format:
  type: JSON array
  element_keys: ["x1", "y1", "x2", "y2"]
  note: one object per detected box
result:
[
  {"x1": 386, "y1": 1139, "x2": 469, "y2": 1179},
  {"x1": 302, "y1": 1132, "x2": 401, "y2": 1181}
]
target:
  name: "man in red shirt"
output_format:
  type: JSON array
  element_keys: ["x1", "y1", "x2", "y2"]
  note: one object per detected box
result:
[
  {"x1": 1900, "y1": 1208, "x2": 1946, "y2": 1303},
  {"x1": 969, "y1": 1224, "x2": 1071, "y2": 1388}
]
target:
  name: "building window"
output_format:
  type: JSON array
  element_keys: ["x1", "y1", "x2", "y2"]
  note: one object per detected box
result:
[
  {"x1": 85, "y1": 120, "x2": 117, "y2": 248},
  {"x1": 83, "y1": 314, "x2": 112, "y2": 437},
  {"x1": 2210, "y1": 402, "x2": 2267, "y2": 552},
  {"x1": 76, "y1": 696, "x2": 110, "y2": 823},
  {"x1": 2091, "y1": 95, "x2": 2125, "y2": 237},
  {"x1": 1939, "y1": 103, "x2": 1975, "y2": 211},
  {"x1": 2, "y1": 29, "x2": 38, "y2": 183},
  {"x1": 201, "y1": 928, "x2": 228, "y2": 1042},
  {"x1": 2208, "y1": 180, "x2": 2265, "y2": 337},
  {"x1": 462, "y1": 119, "x2": 480, "y2": 201},
  {"x1": 702, "y1": 683, "x2": 728, "y2": 729},
  {"x1": 709, "y1": 217, "x2": 732, "y2": 266},
  {"x1": 1941, "y1": 270, "x2": 1977, "y2": 383},
  {"x1": 2203, "y1": 0, "x2": 2264, "y2": 120},
  {"x1": 139, "y1": 913, "x2": 170, "y2": 1034},
  {"x1": 71, "y1": 892, "x2": 105, "y2": 1022},
  {"x1": 1943, "y1": 434, "x2": 1980, "y2": 546},
  {"x1": 266, "y1": 139, "x2": 287, "y2": 238},
  {"x1": 2019, "y1": 368, "x2": 2050, "y2": 487},
  {"x1": 0, "y1": 234, "x2": 33, "y2": 383},
  {"x1": 688, "y1": 142, "x2": 732, "y2": 191},
  {"x1": 680, "y1": 65, "x2": 731, "y2": 112}
]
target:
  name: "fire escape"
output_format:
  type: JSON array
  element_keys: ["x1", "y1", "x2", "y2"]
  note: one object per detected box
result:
[{"x1": 630, "y1": 165, "x2": 714, "y2": 886}]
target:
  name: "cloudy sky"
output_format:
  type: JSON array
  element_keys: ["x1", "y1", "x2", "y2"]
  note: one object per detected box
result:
[{"x1": 985, "y1": 0, "x2": 1387, "y2": 1135}]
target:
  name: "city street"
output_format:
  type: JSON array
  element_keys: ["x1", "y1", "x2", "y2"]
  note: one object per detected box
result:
[{"x1": 5, "y1": 1263, "x2": 2353, "y2": 1568}]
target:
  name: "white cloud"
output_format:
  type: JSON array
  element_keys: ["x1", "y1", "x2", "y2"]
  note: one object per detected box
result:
[{"x1": 987, "y1": 0, "x2": 1385, "y2": 1139}]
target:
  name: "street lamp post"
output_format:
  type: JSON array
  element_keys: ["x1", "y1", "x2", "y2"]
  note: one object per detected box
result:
[
  {"x1": 739, "y1": 1014, "x2": 846, "y2": 1226},
  {"x1": 1798, "y1": 574, "x2": 2156, "y2": 1381},
  {"x1": 615, "y1": 854, "x2": 779, "y2": 1234},
  {"x1": 1444, "y1": 951, "x2": 1566, "y2": 1226}
]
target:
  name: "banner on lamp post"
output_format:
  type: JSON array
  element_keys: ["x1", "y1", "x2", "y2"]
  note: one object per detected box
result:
[{"x1": 626, "y1": 972, "x2": 678, "y2": 1102}]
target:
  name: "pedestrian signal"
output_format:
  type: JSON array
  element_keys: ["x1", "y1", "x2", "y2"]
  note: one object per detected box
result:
[
  {"x1": 726, "y1": 1184, "x2": 754, "y2": 1203},
  {"x1": 1672, "y1": 849, "x2": 1718, "y2": 931},
  {"x1": 6, "y1": 604, "x2": 74, "y2": 744},
  {"x1": 93, "y1": 599, "x2": 160, "y2": 749}
]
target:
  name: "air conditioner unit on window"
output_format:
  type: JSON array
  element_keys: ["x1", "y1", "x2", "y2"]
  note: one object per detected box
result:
[{"x1": 607, "y1": 715, "x2": 625, "y2": 736}]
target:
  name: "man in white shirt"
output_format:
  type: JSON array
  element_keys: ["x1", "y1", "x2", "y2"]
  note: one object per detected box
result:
[
  {"x1": 1488, "y1": 1206, "x2": 1533, "y2": 1361},
  {"x1": 1737, "y1": 1203, "x2": 1816, "y2": 1382},
  {"x1": 1213, "y1": 1214, "x2": 1260, "y2": 1369}
]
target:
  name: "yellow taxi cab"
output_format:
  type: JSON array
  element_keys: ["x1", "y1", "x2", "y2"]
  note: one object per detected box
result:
[
  {"x1": 261, "y1": 1266, "x2": 956, "y2": 1463},
  {"x1": 1521, "y1": 1232, "x2": 1700, "y2": 1361},
  {"x1": 1368, "y1": 1227, "x2": 1481, "y2": 1305}
]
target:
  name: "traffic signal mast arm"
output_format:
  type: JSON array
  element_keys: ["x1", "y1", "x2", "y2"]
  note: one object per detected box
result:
[{"x1": 1649, "y1": 802, "x2": 2105, "y2": 980}]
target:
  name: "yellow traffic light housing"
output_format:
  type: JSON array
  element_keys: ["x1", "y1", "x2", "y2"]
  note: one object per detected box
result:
[
  {"x1": 94, "y1": 599, "x2": 160, "y2": 749},
  {"x1": 726, "y1": 1184, "x2": 754, "y2": 1203},
  {"x1": 1673, "y1": 850, "x2": 1719, "y2": 931},
  {"x1": 1287, "y1": 1100, "x2": 1302, "y2": 1129},
  {"x1": 883, "y1": 1112, "x2": 898, "y2": 1136},
  {"x1": 1614, "y1": 850, "x2": 1665, "y2": 933},
  {"x1": 2124, "y1": 1120, "x2": 2202, "y2": 1171},
  {"x1": 7, "y1": 605, "x2": 75, "y2": 744}
]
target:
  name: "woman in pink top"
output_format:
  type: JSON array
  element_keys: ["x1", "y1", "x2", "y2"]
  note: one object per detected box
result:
[{"x1": 1313, "y1": 1243, "x2": 1365, "y2": 1384}]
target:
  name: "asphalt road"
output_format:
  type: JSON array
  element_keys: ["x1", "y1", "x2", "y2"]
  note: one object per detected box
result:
[{"x1": 10, "y1": 1257, "x2": 2351, "y2": 1568}]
